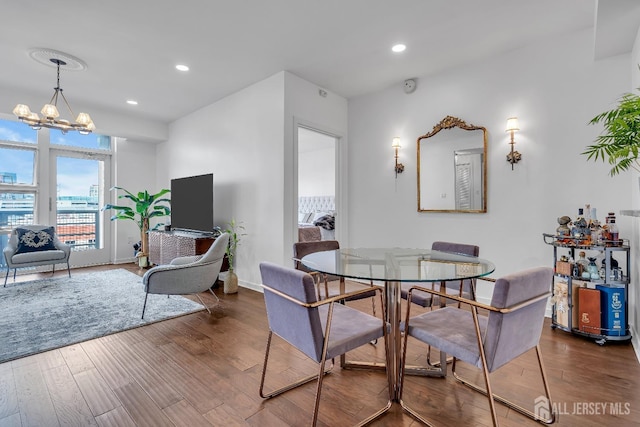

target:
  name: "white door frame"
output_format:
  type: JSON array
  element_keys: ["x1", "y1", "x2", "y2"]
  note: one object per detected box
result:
[
  {"x1": 293, "y1": 119, "x2": 348, "y2": 245},
  {"x1": 49, "y1": 148, "x2": 112, "y2": 267}
]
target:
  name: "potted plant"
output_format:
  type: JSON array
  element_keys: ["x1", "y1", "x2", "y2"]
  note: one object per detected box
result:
[
  {"x1": 221, "y1": 218, "x2": 246, "y2": 294},
  {"x1": 102, "y1": 187, "x2": 171, "y2": 267},
  {"x1": 583, "y1": 88, "x2": 640, "y2": 176}
]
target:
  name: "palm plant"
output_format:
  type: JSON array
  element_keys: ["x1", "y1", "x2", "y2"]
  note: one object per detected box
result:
[
  {"x1": 102, "y1": 187, "x2": 171, "y2": 263},
  {"x1": 222, "y1": 218, "x2": 246, "y2": 273},
  {"x1": 583, "y1": 90, "x2": 640, "y2": 176}
]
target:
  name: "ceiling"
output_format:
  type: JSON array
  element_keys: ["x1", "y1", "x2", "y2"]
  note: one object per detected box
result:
[{"x1": 1, "y1": 1, "x2": 638, "y2": 127}]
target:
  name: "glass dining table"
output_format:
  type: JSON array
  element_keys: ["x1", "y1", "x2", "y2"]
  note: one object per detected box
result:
[{"x1": 301, "y1": 247, "x2": 495, "y2": 401}]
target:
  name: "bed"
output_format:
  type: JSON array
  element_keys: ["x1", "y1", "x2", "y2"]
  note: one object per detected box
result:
[{"x1": 298, "y1": 196, "x2": 335, "y2": 242}]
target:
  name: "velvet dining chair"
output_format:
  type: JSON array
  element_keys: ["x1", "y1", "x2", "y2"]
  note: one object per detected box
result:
[
  {"x1": 400, "y1": 241, "x2": 480, "y2": 373},
  {"x1": 400, "y1": 266, "x2": 556, "y2": 426},
  {"x1": 293, "y1": 240, "x2": 382, "y2": 369},
  {"x1": 258, "y1": 262, "x2": 391, "y2": 427},
  {"x1": 293, "y1": 240, "x2": 378, "y2": 314}
]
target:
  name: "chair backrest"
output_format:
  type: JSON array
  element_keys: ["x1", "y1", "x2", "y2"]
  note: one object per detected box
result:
[
  {"x1": 198, "y1": 233, "x2": 230, "y2": 266},
  {"x1": 260, "y1": 262, "x2": 325, "y2": 362},
  {"x1": 431, "y1": 241, "x2": 479, "y2": 292},
  {"x1": 431, "y1": 241, "x2": 479, "y2": 257},
  {"x1": 483, "y1": 267, "x2": 553, "y2": 372},
  {"x1": 293, "y1": 240, "x2": 340, "y2": 281}
]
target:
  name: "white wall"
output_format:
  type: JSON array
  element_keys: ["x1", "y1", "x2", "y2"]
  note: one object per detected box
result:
[
  {"x1": 154, "y1": 71, "x2": 348, "y2": 289},
  {"x1": 284, "y1": 72, "x2": 349, "y2": 248},
  {"x1": 348, "y1": 28, "x2": 632, "y2": 303},
  {"x1": 626, "y1": 25, "x2": 640, "y2": 359},
  {"x1": 156, "y1": 73, "x2": 286, "y2": 288},
  {"x1": 110, "y1": 137, "x2": 159, "y2": 263},
  {"x1": 298, "y1": 144, "x2": 335, "y2": 196}
]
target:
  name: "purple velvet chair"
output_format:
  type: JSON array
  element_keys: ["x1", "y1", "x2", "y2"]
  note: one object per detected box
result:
[
  {"x1": 259, "y1": 262, "x2": 391, "y2": 426},
  {"x1": 400, "y1": 267, "x2": 556, "y2": 426},
  {"x1": 400, "y1": 241, "x2": 480, "y2": 373},
  {"x1": 293, "y1": 240, "x2": 377, "y2": 312},
  {"x1": 400, "y1": 241, "x2": 480, "y2": 308}
]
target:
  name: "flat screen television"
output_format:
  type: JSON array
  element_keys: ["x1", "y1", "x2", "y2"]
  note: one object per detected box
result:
[{"x1": 170, "y1": 173, "x2": 214, "y2": 234}]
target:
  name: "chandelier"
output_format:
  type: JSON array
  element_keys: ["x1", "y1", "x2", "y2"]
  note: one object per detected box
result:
[{"x1": 13, "y1": 58, "x2": 95, "y2": 135}]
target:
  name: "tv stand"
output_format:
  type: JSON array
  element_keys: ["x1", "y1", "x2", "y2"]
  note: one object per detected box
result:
[
  {"x1": 148, "y1": 231, "x2": 228, "y2": 275},
  {"x1": 170, "y1": 229, "x2": 216, "y2": 238}
]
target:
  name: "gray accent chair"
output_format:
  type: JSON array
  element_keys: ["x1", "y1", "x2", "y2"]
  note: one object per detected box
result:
[
  {"x1": 3, "y1": 225, "x2": 71, "y2": 287},
  {"x1": 400, "y1": 267, "x2": 556, "y2": 426},
  {"x1": 259, "y1": 261, "x2": 392, "y2": 427},
  {"x1": 141, "y1": 233, "x2": 229, "y2": 319}
]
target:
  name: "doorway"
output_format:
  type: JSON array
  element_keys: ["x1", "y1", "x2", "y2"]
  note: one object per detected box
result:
[
  {"x1": 296, "y1": 126, "x2": 338, "y2": 241},
  {"x1": 49, "y1": 150, "x2": 111, "y2": 266}
]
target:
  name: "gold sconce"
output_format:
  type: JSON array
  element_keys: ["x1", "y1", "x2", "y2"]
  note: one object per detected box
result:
[
  {"x1": 505, "y1": 117, "x2": 521, "y2": 170},
  {"x1": 392, "y1": 137, "x2": 404, "y2": 177}
]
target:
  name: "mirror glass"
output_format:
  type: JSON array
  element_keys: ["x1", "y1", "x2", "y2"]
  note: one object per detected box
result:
[{"x1": 417, "y1": 116, "x2": 487, "y2": 213}]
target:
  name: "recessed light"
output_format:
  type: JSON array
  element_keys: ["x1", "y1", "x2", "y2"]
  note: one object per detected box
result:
[
  {"x1": 126, "y1": 100, "x2": 138, "y2": 105},
  {"x1": 392, "y1": 44, "x2": 406, "y2": 53},
  {"x1": 175, "y1": 64, "x2": 189, "y2": 71}
]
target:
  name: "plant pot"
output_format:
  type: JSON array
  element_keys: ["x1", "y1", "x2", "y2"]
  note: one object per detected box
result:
[
  {"x1": 138, "y1": 255, "x2": 149, "y2": 268},
  {"x1": 224, "y1": 271, "x2": 238, "y2": 294}
]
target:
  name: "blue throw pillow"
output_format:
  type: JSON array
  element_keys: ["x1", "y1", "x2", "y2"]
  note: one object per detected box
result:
[{"x1": 15, "y1": 227, "x2": 57, "y2": 254}]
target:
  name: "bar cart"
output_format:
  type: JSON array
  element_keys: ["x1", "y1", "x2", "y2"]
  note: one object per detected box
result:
[{"x1": 542, "y1": 233, "x2": 631, "y2": 345}]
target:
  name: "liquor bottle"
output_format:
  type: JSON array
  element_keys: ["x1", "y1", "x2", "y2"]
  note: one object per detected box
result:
[
  {"x1": 572, "y1": 208, "x2": 584, "y2": 239},
  {"x1": 584, "y1": 204, "x2": 592, "y2": 227},
  {"x1": 576, "y1": 251, "x2": 589, "y2": 276},
  {"x1": 590, "y1": 207, "x2": 603, "y2": 245},
  {"x1": 608, "y1": 219, "x2": 619, "y2": 247}
]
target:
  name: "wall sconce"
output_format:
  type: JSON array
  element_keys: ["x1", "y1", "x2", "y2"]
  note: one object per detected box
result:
[
  {"x1": 392, "y1": 137, "x2": 404, "y2": 177},
  {"x1": 505, "y1": 117, "x2": 521, "y2": 170}
]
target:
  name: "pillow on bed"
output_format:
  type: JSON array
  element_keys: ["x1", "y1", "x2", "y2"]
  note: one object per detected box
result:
[
  {"x1": 313, "y1": 214, "x2": 335, "y2": 230},
  {"x1": 298, "y1": 212, "x2": 308, "y2": 223},
  {"x1": 311, "y1": 212, "x2": 329, "y2": 223}
]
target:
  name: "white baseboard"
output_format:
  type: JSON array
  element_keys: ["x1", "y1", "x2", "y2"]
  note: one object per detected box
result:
[
  {"x1": 238, "y1": 280, "x2": 263, "y2": 293},
  {"x1": 631, "y1": 324, "x2": 640, "y2": 364}
]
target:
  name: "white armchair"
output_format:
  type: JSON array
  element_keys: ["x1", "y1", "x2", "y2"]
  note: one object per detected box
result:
[
  {"x1": 141, "y1": 233, "x2": 229, "y2": 318},
  {"x1": 3, "y1": 225, "x2": 71, "y2": 287}
]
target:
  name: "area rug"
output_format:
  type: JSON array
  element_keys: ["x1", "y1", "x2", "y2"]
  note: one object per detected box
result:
[{"x1": 0, "y1": 268, "x2": 205, "y2": 363}]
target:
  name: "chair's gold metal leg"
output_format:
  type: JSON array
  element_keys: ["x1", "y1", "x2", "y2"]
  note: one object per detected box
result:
[
  {"x1": 259, "y1": 331, "x2": 333, "y2": 399},
  {"x1": 451, "y1": 345, "x2": 556, "y2": 425}
]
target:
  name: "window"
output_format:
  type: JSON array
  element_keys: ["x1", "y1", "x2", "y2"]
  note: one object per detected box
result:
[
  {"x1": 50, "y1": 129, "x2": 111, "y2": 150},
  {"x1": 0, "y1": 118, "x2": 113, "y2": 268}
]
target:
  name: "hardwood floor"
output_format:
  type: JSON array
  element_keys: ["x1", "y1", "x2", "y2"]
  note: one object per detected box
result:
[{"x1": 1, "y1": 264, "x2": 639, "y2": 426}]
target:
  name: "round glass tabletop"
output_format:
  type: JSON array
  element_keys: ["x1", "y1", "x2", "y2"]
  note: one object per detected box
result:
[{"x1": 301, "y1": 247, "x2": 495, "y2": 283}]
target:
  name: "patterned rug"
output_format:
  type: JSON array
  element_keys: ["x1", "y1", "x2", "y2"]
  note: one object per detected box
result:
[{"x1": 0, "y1": 268, "x2": 204, "y2": 363}]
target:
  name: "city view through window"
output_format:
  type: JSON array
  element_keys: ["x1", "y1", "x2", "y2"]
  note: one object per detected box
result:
[{"x1": 0, "y1": 119, "x2": 112, "y2": 269}]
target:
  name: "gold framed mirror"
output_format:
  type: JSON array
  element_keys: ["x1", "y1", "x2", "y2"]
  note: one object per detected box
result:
[{"x1": 417, "y1": 116, "x2": 487, "y2": 213}]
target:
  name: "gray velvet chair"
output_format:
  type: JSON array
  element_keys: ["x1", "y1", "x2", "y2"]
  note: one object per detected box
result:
[
  {"x1": 259, "y1": 262, "x2": 391, "y2": 427},
  {"x1": 3, "y1": 225, "x2": 71, "y2": 287},
  {"x1": 400, "y1": 267, "x2": 556, "y2": 426},
  {"x1": 141, "y1": 233, "x2": 229, "y2": 318}
]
